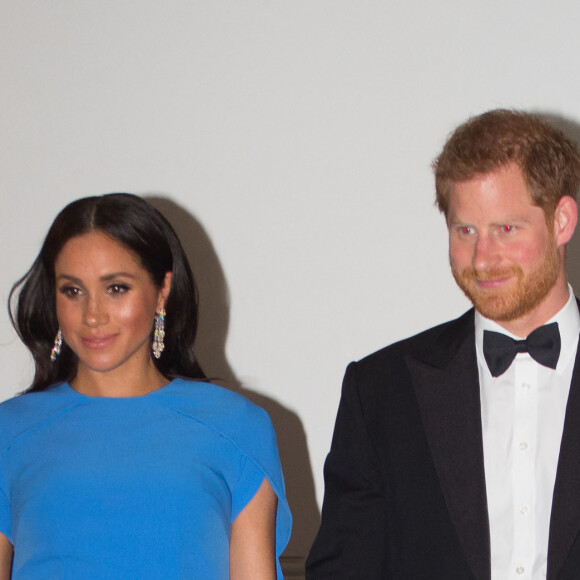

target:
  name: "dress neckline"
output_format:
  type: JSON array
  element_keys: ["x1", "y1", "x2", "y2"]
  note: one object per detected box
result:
[{"x1": 60, "y1": 378, "x2": 178, "y2": 401}]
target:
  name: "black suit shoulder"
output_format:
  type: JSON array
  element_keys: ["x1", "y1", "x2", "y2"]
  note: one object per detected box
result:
[
  {"x1": 360, "y1": 308, "x2": 474, "y2": 365},
  {"x1": 346, "y1": 309, "x2": 475, "y2": 401}
]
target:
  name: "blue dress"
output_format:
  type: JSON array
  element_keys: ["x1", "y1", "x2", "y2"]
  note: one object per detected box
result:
[{"x1": 0, "y1": 379, "x2": 292, "y2": 579}]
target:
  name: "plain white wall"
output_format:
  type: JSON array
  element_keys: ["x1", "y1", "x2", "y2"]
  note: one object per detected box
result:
[{"x1": 3, "y1": 0, "x2": 580, "y2": 566}]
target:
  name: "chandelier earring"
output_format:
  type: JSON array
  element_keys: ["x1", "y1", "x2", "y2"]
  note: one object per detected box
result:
[
  {"x1": 152, "y1": 310, "x2": 166, "y2": 359},
  {"x1": 50, "y1": 329, "x2": 63, "y2": 362}
]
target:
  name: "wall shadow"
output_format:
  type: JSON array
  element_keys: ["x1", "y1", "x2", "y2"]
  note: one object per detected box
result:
[
  {"x1": 539, "y1": 113, "x2": 580, "y2": 290},
  {"x1": 145, "y1": 195, "x2": 320, "y2": 574}
]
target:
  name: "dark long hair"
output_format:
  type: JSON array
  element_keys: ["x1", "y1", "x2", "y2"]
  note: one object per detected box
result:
[{"x1": 9, "y1": 193, "x2": 206, "y2": 392}]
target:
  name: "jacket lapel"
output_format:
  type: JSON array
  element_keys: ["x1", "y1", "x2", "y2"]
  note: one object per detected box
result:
[
  {"x1": 547, "y1": 343, "x2": 580, "y2": 580},
  {"x1": 406, "y1": 314, "x2": 490, "y2": 580}
]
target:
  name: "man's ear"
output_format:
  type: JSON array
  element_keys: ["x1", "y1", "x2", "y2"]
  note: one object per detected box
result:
[
  {"x1": 553, "y1": 195, "x2": 578, "y2": 247},
  {"x1": 157, "y1": 271, "x2": 173, "y2": 312}
]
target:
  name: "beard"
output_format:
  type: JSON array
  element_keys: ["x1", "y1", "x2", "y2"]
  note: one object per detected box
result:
[{"x1": 451, "y1": 241, "x2": 561, "y2": 322}]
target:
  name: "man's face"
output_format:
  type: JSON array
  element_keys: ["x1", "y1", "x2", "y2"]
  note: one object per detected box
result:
[{"x1": 447, "y1": 163, "x2": 562, "y2": 324}]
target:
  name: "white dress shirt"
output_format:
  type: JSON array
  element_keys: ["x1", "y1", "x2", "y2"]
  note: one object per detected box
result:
[{"x1": 475, "y1": 286, "x2": 580, "y2": 580}]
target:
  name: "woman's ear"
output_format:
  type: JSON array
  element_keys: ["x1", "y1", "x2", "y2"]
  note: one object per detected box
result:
[{"x1": 157, "y1": 271, "x2": 173, "y2": 312}]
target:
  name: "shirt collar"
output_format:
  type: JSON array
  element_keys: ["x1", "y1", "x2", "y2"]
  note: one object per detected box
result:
[{"x1": 475, "y1": 284, "x2": 580, "y2": 374}]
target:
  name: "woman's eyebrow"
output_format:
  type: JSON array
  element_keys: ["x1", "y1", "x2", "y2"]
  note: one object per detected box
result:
[
  {"x1": 99, "y1": 272, "x2": 137, "y2": 282},
  {"x1": 55, "y1": 272, "x2": 137, "y2": 283}
]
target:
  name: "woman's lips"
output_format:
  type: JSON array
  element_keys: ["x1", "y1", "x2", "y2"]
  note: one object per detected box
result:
[{"x1": 81, "y1": 334, "x2": 117, "y2": 349}]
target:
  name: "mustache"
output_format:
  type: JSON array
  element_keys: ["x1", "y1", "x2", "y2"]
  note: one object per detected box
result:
[{"x1": 459, "y1": 266, "x2": 522, "y2": 281}]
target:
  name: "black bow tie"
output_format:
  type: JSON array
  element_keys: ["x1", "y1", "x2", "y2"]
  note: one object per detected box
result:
[{"x1": 483, "y1": 322, "x2": 561, "y2": 377}]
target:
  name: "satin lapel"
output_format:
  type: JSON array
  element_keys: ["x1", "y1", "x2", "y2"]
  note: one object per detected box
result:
[
  {"x1": 407, "y1": 336, "x2": 490, "y2": 580},
  {"x1": 547, "y1": 345, "x2": 580, "y2": 580}
]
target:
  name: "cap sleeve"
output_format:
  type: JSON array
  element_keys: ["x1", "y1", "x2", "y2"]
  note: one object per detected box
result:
[
  {"x1": 231, "y1": 407, "x2": 292, "y2": 580},
  {"x1": 231, "y1": 455, "x2": 266, "y2": 522},
  {"x1": 160, "y1": 380, "x2": 292, "y2": 577}
]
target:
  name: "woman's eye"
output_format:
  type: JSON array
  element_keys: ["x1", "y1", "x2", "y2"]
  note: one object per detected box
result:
[
  {"x1": 60, "y1": 286, "x2": 82, "y2": 299},
  {"x1": 107, "y1": 284, "x2": 129, "y2": 295}
]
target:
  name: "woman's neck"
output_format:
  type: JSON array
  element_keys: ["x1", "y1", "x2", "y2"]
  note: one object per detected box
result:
[{"x1": 70, "y1": 359, "x2": 169, "y2": 398}]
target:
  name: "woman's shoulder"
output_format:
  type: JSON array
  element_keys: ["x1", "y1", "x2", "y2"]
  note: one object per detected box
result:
[
  {"x1": 157, "y1": 379, "x2": 281, "y2": 470},
  {"x1": 158, "y1": 378, "x2": 274, "y2": 436},
  {"x1": 160, "y1": 378, "x2": 291, "y2": 552},
  {"x1": 0, "y1": 383, "x2": 79, "y2": 451}
]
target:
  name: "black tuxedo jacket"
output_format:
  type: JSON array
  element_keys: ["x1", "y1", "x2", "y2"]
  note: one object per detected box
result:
[{"x1": 306, "y1": 308, "x2": 580, "y2": 579}]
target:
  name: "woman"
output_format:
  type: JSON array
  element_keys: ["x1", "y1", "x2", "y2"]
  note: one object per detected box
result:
[{"x1": 0, "y1": 193, "x2": 291, "y2": 579}]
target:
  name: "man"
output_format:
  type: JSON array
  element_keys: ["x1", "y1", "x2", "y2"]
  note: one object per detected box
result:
[{"x1": 306, "y1": 110, "x2": 580, "y2": 579}]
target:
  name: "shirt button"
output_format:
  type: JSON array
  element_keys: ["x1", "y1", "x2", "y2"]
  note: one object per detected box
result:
[
  {"x1": 516, "y1": 567, "x2": 525, "y2": 575},
  {"x1": 521, "y1": 383, "x2": 531, "y2": 390},
  {"x1": 519, "y1": 442, "x2": 528, "y2": 450},
  {"x1": 519, "y1": 505, "x2": 529, "y2": 515}
]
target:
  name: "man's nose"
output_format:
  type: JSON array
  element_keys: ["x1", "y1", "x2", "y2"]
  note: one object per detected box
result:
[{"x1": 472, "y1": 235, "x2": 500, "y2": 272}]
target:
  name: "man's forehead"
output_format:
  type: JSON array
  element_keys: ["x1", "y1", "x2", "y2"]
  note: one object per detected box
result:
[
  {"x1": 446, "y1": 166, "x2": 544, "y2": 224},
  {"x1": 449, "y1": 165, "x2": 533, "y2": 201},
  {"x1": 450, "y1": 162, "x2": 525, "y2": 187}
]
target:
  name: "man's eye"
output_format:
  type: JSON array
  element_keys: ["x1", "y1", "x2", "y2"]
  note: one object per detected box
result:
[
  {"x1": 502, "y1": 225, "x2": 514, "y2": 233},
  {"x1": 460, "y1": 226, "x2": 473, "y2": 235}
]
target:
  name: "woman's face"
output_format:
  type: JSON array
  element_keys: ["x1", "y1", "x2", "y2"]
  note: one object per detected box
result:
[{"x1": 54, "y1": 231, "x2": 171, "y2": 380}]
